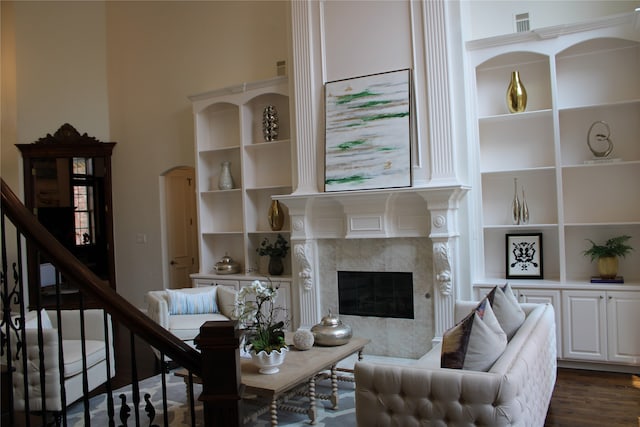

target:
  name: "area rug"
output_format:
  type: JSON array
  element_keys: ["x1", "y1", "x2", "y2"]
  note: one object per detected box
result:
[{"x1": 65, "y1": 369, "x2": 357, "y2": 426}]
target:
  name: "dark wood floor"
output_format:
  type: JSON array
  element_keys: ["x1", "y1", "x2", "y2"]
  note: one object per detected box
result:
[{"x1": 545, "y1": 368, "x2": 640, "y2": 426}]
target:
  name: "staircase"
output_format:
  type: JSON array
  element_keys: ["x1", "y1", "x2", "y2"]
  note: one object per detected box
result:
[{"x1": 1, "y1": 179, "x2": 241, "y2": 426}]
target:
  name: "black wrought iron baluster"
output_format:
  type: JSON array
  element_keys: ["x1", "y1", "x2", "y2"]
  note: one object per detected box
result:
[
  {"x1": 15, "y1": 243, "x2": 34, "y2": 427},
  {"x1": 104, "y1": 311, "x2": 116, "y2": 427},
  {"x1": 160, "y1": 354, "x2": 168, "y2": 427},
  {"x1": 77, "y1": 292, "x2": 93, "y2": 426},
  {"x1": 188, "y1": 371, "x2": 196, "y2": 427},
  {"x1": 144, "y1": 392, "x2": 160, "y2": 427},
  {"x1": 119, "y1": 393, "x2": 131, "y2": 426},
  {"x1": 130, "y1": 330, "x2": 141, "y2": 426},
  {"x1": 0, "y1": 214, "x2": 17, "y2": 426},
  {"x1": 54, "y1": 269, "x2": 69, "y2": 427}
]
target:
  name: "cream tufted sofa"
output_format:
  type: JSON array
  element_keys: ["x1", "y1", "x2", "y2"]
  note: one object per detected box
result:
[
  {"x1": 11, "y1": 309, "x2": 115, "y2": 411},
  {"x1": 355, "y1": 302, "x2": 557, "y2": 426}
]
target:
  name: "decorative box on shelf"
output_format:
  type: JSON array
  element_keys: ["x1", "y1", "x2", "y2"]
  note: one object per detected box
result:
[{"x1": 590, "y1": 276, "x2": 624, "y2": 284}]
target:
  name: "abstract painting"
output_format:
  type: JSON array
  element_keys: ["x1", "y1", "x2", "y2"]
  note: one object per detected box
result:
[
  {"x1": 324, "y1": 69, "x2": 411, "y2": 192},
  {"x1": 506, "y1": 233, "x2": 543, "y2": 279}
]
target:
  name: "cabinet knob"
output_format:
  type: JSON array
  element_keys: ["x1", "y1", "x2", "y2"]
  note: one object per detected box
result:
[{"x1": 599, "y1": 295, "x2": 604, "y2": 299}]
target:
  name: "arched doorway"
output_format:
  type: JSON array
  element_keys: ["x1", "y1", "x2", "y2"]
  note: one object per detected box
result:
[{"x1": 162, "y1": 166, "x2": 198, "y2": 289}]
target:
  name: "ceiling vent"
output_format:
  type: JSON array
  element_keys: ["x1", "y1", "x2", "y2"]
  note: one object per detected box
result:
[{"x1": 515, "y1": 13, "x2": 530, "y2": 33}]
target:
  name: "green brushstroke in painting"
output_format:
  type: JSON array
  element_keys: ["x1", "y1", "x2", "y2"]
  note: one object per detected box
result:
[{"x1": 325, "y1": 175, "x2": 369, "y2": 185}]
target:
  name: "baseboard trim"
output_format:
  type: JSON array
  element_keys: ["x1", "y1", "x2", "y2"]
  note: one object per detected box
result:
[{"x1": 558, "y1": 359, "x2": 639, "y2": 374}]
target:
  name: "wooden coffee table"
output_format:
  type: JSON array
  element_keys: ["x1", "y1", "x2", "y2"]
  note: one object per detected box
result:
[
  {"x1": 241, "y1": 336, "x2": 369, "y2": 425},
  {"x1": 175, "y1": 335, "x2": 369, "y2": 426}
]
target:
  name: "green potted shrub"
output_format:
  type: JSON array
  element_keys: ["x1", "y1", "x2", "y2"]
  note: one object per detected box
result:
[{"x1": 582, "y1": 235, "x2": 633, "y2": 279}]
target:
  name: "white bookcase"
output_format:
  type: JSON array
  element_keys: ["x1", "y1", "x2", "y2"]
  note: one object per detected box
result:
[
  {"x1": 468, "y1": 13, "x2": 640, "y2": 369},
  {"x1": 188, "y1": 76, "x2": 293, "y2": 291}
]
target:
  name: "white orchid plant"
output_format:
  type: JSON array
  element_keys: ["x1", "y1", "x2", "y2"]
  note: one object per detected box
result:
[{"x1": 234, "y1": 279, "x2": 287, "y2": 354}]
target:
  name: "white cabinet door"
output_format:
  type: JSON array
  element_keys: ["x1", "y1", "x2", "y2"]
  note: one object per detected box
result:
[
  {"x1": 272, "y1": 281, "x2": 292, "y2": 331},
  {"x1": 606, "y1": 291, "x2": 640, "y2": 365},
  {"x1": 193, "y1": 278, "x2": 239, "y2": 289},
  {"x1": 562, "y1": 290, "x2": 607, "y2": 361},
  {"x1": 517, "y1": 288, "x2": 562, "y2": 358}
]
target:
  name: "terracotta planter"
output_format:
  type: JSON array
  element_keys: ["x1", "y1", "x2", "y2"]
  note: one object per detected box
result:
[{"x1": 597, "y1": 256, "x2": 618, "y2": 279}]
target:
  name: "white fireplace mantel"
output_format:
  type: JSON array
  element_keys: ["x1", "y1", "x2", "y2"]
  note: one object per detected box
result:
[
  {"x1": 276, "y1": 185, "x2": 468, "y2": 241},
  {"x1": 277, "y1": 184, "x2": 468, "y2": 347}
]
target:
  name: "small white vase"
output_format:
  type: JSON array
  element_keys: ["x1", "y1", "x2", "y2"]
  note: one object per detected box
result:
[
  {"x1": 250, "y1": 347, "x2": 288, "y2": 374},
  {"x1": 218, "y1": 161, "x2": 234, "y2": 190}
]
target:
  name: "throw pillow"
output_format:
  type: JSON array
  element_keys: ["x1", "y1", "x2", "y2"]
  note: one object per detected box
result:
[
  {"x1": 486, "y1": 283, "x2": 526, "y2": 340},
  {"x1": 24, "y1": 309, "x2": 54, "y2": 329},
  {"x1": 216, "y1": 286, "x2": 238, "y2": 319},
  {"x1": 441, "y1": 299, "x2": 507, "y2": 371},
  {"x1": 167, "y1": 289, "x2": 218, "y2": 315}
]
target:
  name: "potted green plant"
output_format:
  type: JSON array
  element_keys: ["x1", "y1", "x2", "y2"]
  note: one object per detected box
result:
[
  {"x1": 256, "y1": 234, "x2": 289, "y2": 276},
  {"x1": 234, "y1": 280, "x2": 288, "y2": 374},
  {"x1": 582, "y1": 235, "x2": 633, "y2": 279}
]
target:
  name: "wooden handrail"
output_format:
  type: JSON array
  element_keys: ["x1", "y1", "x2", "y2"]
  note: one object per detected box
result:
[{"x1": 1, "y1": 178, "x2": 202, "y2": 374}]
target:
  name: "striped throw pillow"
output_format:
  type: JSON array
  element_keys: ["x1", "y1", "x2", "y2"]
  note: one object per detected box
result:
[{"x1": 167, "y1": 289, "x2": 218, "y2": 315}]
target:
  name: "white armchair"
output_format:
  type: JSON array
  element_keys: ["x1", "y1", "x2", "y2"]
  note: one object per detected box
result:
[
  {"x1": 11, "y1": 309, "x2": 115, "y2": 411},
  {"x1": 146, "y1": 285, "x2": 237, "y2": 345}
]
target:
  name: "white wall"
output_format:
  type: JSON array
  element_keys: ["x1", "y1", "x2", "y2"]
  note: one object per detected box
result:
[
  {"x1": 2, "y1": 1, "x2": 288, "y2": 307},
  {"x1": 463, "y1": 0, "x2": 640, "y2": 40},
  {"x1": 322, "y1": 1, "x2": 413, "y2": 82},
  {"x1": 2, "y1": 1, "x2": 110, "y2": 190},
  {"x1": 105, "y1": 1, "x2": 288, "y2": 306}
]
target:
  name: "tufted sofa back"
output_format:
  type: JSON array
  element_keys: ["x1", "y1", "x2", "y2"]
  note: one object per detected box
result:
[{"x1": 355, "y1": 302, "x2": 556, "y2": 426}]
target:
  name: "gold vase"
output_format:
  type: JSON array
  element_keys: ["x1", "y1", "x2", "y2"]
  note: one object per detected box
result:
[
  {"x1": 268, "y1": 200, "x2": 285, "y2": 231},
  {"x1": 506, "y1": 70, "x2": 527, "y2": 113}
]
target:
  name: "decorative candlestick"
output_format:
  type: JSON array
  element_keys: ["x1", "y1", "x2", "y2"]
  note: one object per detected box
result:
[
  {"x1": 520, "y1": 187, "x2": 529, "y2": 224},
  {"x1": 511, "y1": 178, "x2": 521, "y2": 225}
]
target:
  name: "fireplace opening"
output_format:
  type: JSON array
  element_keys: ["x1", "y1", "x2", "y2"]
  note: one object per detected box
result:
[{"x1": 338, "y1": 271, "x2": 414, "y2": 319}]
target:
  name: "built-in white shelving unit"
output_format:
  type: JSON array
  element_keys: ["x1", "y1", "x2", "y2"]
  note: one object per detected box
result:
[
  {"x1": 468, "y1": 13, "x2": 640, "y2": 370},
  {"x1": 188, "y1": 77, "x2": 293, "y2": 325}
]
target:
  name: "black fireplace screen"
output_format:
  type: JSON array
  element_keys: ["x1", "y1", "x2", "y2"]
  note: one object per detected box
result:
[{"x1": 338, "y1": 271, "x2": 414, "y2": 319}]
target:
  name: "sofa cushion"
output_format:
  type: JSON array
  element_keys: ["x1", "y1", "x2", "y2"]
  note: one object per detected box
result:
[
  {"x1": 168, "y1": 313, "x2": 228, "y2": 341},
  {"x1": 441, "y1": 299, "x2": 507, "y2": 371},
  {"x1": 167, "y1": 288, "x2": 218, "y2": 315},
  {"x1": 24, "y1": 309, "x2": 53, "y2": 330},
  {"x1": 486, "y1": 283, "x2": 526, "y2": 340},
  {"x1": 216, "y1": 285, "x2": 238, "y2": 319},
  {"x1": 61, "y1": 339, "x2": 107, "y2": 377}
]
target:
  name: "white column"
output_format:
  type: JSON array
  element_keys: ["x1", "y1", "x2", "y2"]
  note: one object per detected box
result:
[
  {"x1": 422, "y1": 0, "x2": 457, "y2": 183},
  {"x1": 421, "y1": 188, "x2": 467, "y2": 344},
  {"x1": 289, "y1": 0, "x2": 321, "y2": 195},
  {"x1": 280, "y1": 197, "x2": 321, "y2": 329}
]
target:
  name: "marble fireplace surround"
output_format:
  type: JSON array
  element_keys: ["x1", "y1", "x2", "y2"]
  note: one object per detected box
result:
[
  {"x1": 319, "y1": 238, "x2": 432, "y2": 359},
  {"x1": 278, "y1": 186, "x2": 467, "y2": 358}
]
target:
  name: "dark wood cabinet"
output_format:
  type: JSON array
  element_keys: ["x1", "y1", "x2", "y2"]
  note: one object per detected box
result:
[{"x1": 16, "y1": 123, "x2": 116, "y2": 308}]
